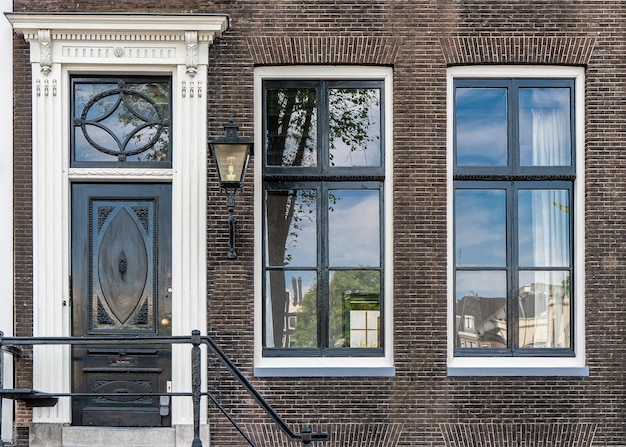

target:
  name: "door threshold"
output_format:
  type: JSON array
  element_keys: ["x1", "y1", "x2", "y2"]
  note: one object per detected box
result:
[{"x1": 30, "y1": 424, "x2": 208, "y2": 447}]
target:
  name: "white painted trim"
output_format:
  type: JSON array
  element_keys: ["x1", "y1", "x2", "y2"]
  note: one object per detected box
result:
[
  {"x1": 446, "y1": 65, "x2": 586, "y2": 374},
  {"x1": 253, "y1": 66, "x2": 394, "y2": 375},
  {"x1": 1, "y1": 0, "x2": 14, "y2": 443},
  {"x1": 8, "y1": 13, "x2": 228, "y2": 426}
]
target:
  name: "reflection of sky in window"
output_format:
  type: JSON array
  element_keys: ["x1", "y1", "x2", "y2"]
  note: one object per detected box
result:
[
  {"x1": 517, "y1": 189, "x2": 570, "y2": 267},
  {"x1": 519, "y1": 88, "x2": 571, "y2": 166},
  {"x1": 455, "y1": 88, "x2": 507, "y2": 166},
  {"x1": 329, "y1": 89, "x2": 381, "y2": 167},
  {"x1": 455, "y1": 189, "x2": 506, "y2": 267},
  {"x1": 455, "y1": 270, "x2": 506, "y2": 302},
  {"x1": 329, "y1": 190, "x2": 380, "y2": 266}
]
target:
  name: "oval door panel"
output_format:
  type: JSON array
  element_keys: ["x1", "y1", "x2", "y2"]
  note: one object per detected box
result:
[{"x1": 98, "y1": 207, "x2": 149, "y2": 324}]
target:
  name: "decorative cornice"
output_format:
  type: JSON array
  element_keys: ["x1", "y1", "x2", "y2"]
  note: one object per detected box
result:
[
  {"x1": 7, "y1": 13, "x2": 229, "y2": 74},
  {"x1": 6, "y1": 12, "x2": 229, "y2": 42}
]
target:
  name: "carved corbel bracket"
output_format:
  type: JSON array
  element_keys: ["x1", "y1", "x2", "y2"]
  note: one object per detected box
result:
[
  {"x1": 38, "y1": 29, "x2": 52, "y2": 76},
  {"x1": 185, "y1": 31, "x2": 199, "y2": 78}
]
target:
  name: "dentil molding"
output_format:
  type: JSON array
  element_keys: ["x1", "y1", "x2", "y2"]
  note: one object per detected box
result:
[{"x1": 6, "y1": 13, "x2": 229, "y2": 76}]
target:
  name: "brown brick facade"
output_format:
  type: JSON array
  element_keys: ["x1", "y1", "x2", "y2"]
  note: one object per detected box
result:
[{"x1": 9, "y1": 1, "x2": 626, "y2": 446}]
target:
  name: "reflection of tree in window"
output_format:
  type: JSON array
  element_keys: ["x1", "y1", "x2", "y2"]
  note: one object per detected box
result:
[
  {"x1": 291, "y1": 270, "x2": 380, "y2": 349},
  {"x1": 264, "y1": 84, "x2": 382, "y2": 351}
]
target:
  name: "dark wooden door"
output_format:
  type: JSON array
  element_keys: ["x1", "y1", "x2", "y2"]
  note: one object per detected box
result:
[{"x1": 71, "y1": 183, "x2": 172, "y2": 427}]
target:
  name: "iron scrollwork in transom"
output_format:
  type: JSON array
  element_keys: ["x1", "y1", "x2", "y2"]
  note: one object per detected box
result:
[{"x1": 71, "y1": 76, "x2": 172, "y2": 167}]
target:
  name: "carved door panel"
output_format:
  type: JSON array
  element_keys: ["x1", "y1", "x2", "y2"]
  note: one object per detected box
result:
[{"x1": 71, "y1": 183, "x2": 172, "y2": 427}]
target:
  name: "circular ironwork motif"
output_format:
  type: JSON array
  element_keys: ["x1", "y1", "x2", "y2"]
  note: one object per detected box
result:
[{"x1": 74, "y1": 81, "x2": 169, "y2": 162}]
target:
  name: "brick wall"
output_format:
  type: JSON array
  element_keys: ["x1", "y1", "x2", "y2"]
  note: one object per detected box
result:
[{"x1": 11, "y1": 1, "x2": 626, "y2": 446}]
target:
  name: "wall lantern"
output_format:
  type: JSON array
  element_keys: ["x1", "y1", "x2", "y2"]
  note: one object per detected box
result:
[{"x1": 209, "y1": 118, "x2": 252, "y2": 259}]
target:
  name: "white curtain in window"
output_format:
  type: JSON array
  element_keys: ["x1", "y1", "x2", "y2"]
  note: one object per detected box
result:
[{"x1": 530, "y1": 108, "x2": 569, "y2": 348}]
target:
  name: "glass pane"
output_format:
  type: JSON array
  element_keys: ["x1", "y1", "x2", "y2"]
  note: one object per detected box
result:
[
  {"x1": 73, "y1": 79, "x2": 171, "y2": 164},
  {"x1": 328, "y1": 189, "x2": 380, "y2": 267},
  {"x1": 455, "y1": 270, "x2": 507, "y2": 348},
  {"x1": 519, "y1": 88, "x2": 571, "y2": 166},
  {"x1": 265, "y1": 189, "x2": 317, "y2": 267},
  {"x1": 265, "y1": 270, "x2": 317, "y2": 348},
  {"x1": 455, "y1": 88, "x2": 507, "y2": 166},
  {"x1": 329, "y1": 88, "x2": 382, "y2": 167},
  {"x1": 329, "y1": 270, "x2": 381, "y2": 348},
  {"x1": 455, "y1": 189, "x2": 506, "y2": 267},
  {"x1": 518, "y1": 271, "x2": 571, "y2": 349},
  {"x1": 518, "y1": 189, "x2": 570, "y2": 267},
  {"x1": 265, "y1": 88, "x2": 317, "y2": 167}
]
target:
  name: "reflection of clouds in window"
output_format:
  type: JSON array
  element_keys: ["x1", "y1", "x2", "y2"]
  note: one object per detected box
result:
[
  {"x1": 455, "y1": 189, "x2": 506, "y2": 267},
  {"x1": 329, "y1": 190, "x2": 380, "y2": 266},
  {"x1": 455, "y1": 270, "x2": 506, "y2": 302},
  {"x1": 455, "y1": 88, "x2": 507, "y2": 166}
]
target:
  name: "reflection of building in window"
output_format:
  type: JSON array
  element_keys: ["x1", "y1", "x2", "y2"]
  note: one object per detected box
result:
[
  {"x1": 456, "y1": 281, "x2": 570, "y2": 350},
  {"x1": 341, "y1": 291, "x2": 380, "y2": 348},
  {"x1": 455, "y1": 294, "x2": 507, "y2": 349},
  {"x1": 349, "y1": 310, "x2": 380, "y2": 348},
  {"x1": 282, "y1": 276, "x2": 303, "y2": 348},
  {"x1": 453, "y1": 77, "x2": 576, "y2": 356},
  {"x1": 518, "y1": 282, "x2": 570, "y2": 349},
  {"x1": 262, "y1": 77, "x2": 386, "y2": 356}
]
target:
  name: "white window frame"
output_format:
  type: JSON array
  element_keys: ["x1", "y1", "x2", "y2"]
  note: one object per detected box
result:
[
  {"x1": 253, "y1": 66, "x2": 395, "y2": 377},
  {"x1": 446, "y1": 65, "x2": 588, "y2": 376},
  {"x1": 7, "y1": 13, "x2": 228, "y2": 428}
]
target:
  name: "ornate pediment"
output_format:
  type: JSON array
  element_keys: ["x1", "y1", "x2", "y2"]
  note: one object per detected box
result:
[{"x1": 6, "y1": 13, "x2": 229, "y2": 76}]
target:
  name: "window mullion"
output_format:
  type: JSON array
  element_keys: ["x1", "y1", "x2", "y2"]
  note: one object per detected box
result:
[
  {"x1": 509, "y1": 182, "x2": 519, "y2": 353},
  {"x1": 318, "y1": 183, "x2": 329, "y2": 351},
  {"x1": 319, "y1": 82, "x2": 329, "y2": 173},
  {"x1": 509, "y1": 81, "x2": 519, "y2": 174}
]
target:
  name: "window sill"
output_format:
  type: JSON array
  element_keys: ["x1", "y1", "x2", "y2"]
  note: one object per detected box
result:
[
  {"x1": 447, "y1": 356, "x2": 588, "y2": 377},
  {"x1": 255, "y1": 366, "x2": 395, "y2": 377},
  {"x1": 254, "y1": 356, "x2": 395, "y2": 377},
  {"x1": 448, "y1": 366, "x2": 589, "y2": 377}
]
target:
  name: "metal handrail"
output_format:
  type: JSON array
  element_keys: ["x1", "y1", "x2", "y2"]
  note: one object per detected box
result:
[{"x1": 0, "y1": 330, "x2": 328, "y2": 447}]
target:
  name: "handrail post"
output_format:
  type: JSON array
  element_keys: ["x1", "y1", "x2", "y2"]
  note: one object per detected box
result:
[
  {"x1": 301, "y1": 427, "x2": 312, "y2": 446},
  {"x1": 191, "y1": 330, "x2": 202, "y2": 447}
]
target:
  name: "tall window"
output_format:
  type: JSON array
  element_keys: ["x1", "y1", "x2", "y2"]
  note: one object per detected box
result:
[
  {"x1": 453, "y1": 78, "x2": 576, "y2": 357},
  {"x1": 262, "y1": 80, "x2": 385, "y2": 357}
]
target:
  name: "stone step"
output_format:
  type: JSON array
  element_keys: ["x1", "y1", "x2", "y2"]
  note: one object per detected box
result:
[
  {"x1": 62, "y1": 427, "x2": 176, "y2": 447},
  {"x1": 30, "y1": 424, "x2": 209, "y2": 447}
]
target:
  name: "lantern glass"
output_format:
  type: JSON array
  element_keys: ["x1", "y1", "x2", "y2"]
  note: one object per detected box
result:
[{"x1": 213, "y1": 143, "x2": 249, "y2": 186}]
